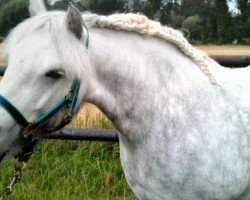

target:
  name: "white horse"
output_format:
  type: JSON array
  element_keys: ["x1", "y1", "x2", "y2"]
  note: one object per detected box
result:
[{"x1": 0, "y1": 2, "x2": 249, "y2": 200}]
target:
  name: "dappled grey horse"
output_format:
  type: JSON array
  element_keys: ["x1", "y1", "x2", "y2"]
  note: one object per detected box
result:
[{"x1": 0, "y1": 2, "x2": 249, "y2": 200}]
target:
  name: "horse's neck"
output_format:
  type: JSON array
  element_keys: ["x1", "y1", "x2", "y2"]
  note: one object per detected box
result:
[{"x1": 85, "y1": 28, "x2": 214, "y2": 137}]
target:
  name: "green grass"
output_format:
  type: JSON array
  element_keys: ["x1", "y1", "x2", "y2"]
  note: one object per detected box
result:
[{"x1": 0, "y1": 117, "x2": 136, "y2": 200}]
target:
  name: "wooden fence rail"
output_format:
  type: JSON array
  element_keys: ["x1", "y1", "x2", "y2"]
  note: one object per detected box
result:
[
  {"x1": 210, "y1": 55, "x2": 250, "y2": 68},
  {"x1": 0, "y1": 67, "x2": 5, "y2": 76},
  {"x1": 44, "y1": 128, "x2": 119, "y2": 142}
]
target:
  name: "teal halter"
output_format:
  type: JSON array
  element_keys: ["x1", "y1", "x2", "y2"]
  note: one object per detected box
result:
[
  {"x1": 0, "y1": 22, "x2": 89, "y2": 162},
  {"x1": 0, "y1": 80, "x2": 80, "y2": 161}
]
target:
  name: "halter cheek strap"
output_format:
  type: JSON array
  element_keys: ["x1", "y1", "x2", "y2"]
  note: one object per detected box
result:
[
  {"x1": 33, "y1": 80, "x2": 80, "y2": 131},
  {"x1": 0, "y1": 96, "x2": 29, "y2": 128}
]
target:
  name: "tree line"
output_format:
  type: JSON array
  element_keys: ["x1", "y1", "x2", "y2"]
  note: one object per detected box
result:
[{"x1": 0, "y1": 0, "x2": 249, "y2": 44}]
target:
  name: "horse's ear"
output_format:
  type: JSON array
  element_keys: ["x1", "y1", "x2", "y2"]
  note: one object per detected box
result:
[
  {"x1": 29, "y1": 0, "x2": 47, "y2": 17},
  {"x1": 66, "y1": 4, "x2": 83, "y2": 40}
]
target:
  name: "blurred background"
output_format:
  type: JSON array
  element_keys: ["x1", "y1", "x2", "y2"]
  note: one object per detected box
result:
[{"x1": 0, "y1": 0, "x2": 249, "y2": 45}]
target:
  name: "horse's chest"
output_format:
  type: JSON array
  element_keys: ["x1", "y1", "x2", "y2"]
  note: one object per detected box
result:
[
  {"x1": 119, "y1": 137, "x2": 168, "y2": 200},
  {"x1": 118, "y1": 131, "x2": 250, "y2": 200}
]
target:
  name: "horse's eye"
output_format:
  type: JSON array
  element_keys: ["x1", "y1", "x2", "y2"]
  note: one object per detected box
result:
[{"x1": 45, "y1": 70, "x2": 65, "y2": 79}]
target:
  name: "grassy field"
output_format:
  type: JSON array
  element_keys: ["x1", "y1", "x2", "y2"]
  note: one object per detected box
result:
[
  {"x1": 0, "y1": 115, "x2": 136, "y2": 200},
  {"x1": 0, "y1": 45, "x2": 249, "y2": 199}
]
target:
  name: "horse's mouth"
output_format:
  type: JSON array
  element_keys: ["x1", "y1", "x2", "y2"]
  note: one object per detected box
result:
[{"x1": 0, "y1": 152, "x2": 7, "y2": 163}]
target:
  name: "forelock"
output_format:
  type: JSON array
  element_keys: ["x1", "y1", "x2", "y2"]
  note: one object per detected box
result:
[{"x1": 3, "y1": 11, "x2": 88, "y2": 80}]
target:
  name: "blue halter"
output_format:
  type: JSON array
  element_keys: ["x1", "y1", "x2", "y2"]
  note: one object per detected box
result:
[{"x1": 0, "y1": 23, "x2": 89, "y2": 162}]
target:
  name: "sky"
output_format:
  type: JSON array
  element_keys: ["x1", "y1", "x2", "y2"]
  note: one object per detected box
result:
[{"x1": 228, "y1": 0, "x2": 239, "y2": 14}]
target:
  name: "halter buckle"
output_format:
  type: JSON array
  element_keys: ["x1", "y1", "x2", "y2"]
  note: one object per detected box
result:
[
  {"x1": 20, "y1": 123, "x2": 37, "y2": 138},
  {"x1": 65, "y1": 89, "x2": 73, "y2": 100},
  {"x1": 64, "y1": 113, "x2": 73, "y2": 122}
]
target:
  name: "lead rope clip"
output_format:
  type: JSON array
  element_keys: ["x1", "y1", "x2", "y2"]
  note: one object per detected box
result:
[{"x1": 0, "y1": 160, "x2": 27, "y2": 200}]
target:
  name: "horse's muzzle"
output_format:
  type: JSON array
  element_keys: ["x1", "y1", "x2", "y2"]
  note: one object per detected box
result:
[{"x1": 0, "y1": 152, "x2": 6, "y2": 163}]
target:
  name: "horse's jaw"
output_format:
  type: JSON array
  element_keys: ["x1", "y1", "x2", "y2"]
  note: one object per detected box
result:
[
  {"x1": 0, "y1": 152, "x2": 6, "y2": 163},
  {"x1": 0, "y1": 150, "x2": 15, "y2": 164},
  {"x1": 0, "y1": 139, "x2": 22, "y2": 164},
  {"x1": 0, "y1": 121, "x2": 21, "y2": 164}
]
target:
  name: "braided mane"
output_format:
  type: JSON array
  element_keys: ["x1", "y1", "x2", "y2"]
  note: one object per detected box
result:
[
  {"x1": 83, "y1": 13, "x2": 218, "y2": 86},
  {"x1": 4, "y1": 11, "x2": 219, "y2": 86}
]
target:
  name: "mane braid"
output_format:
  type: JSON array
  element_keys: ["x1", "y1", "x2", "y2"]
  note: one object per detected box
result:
[
  {"x1": 4, "y1": 12, "x2": 220, "y2": 87},
  {"x1": 83, "y1": 13, "x2": 219, "y2": 87}
]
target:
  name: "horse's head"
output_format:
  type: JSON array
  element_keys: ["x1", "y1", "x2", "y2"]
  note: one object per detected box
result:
[{"x1": 0, "y1": 5, "x2": 90, "y2": 162}]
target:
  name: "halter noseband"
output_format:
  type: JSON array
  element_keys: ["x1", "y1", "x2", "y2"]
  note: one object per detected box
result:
[{"x1": 0, "y1": 22, "x2": 89, "y2": 162}]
